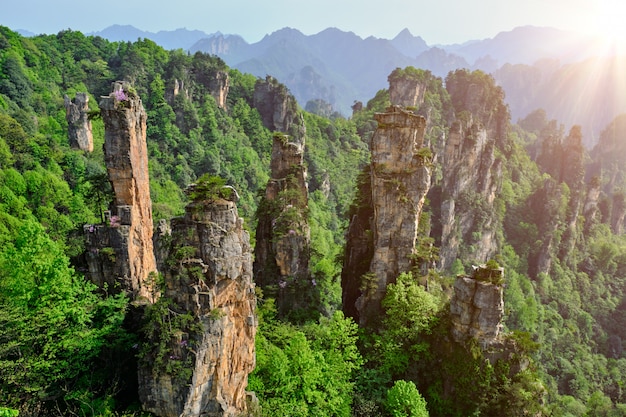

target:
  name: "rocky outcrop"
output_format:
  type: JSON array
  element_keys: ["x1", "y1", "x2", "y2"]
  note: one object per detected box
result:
[
  {"x1": 165, "y1": 79, "x2": 190, "y2": 105},
  {"x1": 388, "y1": 70, "x2": 427, "y2": 108},
  {"x1": 254, "y1": 132, "x2": 312, "y2": 316},
  {"x1": 253, "y1": 77, "x2": 314, "y2": 317},
  {"x1": 450, "y1": 265, "x2": 504, "y2": 348},
  {"x1": 208, "y1": 71, "x2": 229, "y2": 109},
  {"x1": 85, "y1": 82, "x2": 158, "y2": 301},
  {"x1": 582, "y1": 177, "x2": 602, "y2": 233},
  {"x1": 526, "y1": 179, "x2": 565, "y2": 278},
  {"x1": 343, "y1": 105, "x2": 432, "y2": 325},
  {"x1": 435, "y1": 71, "x2": 508, "y2": 270},
  {"x1": 253, "y1": 76, "x2": 306, "y2": 140},
  {"x1": 64, "y1": 92, "x2": 93, "y2": 152},
  {"x1": 139, "y1": 186, "x2": 256, "y2": 417}
]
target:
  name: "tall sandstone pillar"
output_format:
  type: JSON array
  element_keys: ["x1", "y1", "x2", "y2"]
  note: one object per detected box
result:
[
  {"x1": 253, "y1": 77, "x2": 313, "y2": 317},
  {"x1": 351, "y1": 106, "x2": 432, "y2": 325},
  {"x1": 342, "y1": 106, "x2": 431, "y2": 325},
  {"x1": 139, "y1": 186, "x2": 257, "y2": 417},
  {"x1": 93, "y1": 81, "x2": 158, "y2": 301}
]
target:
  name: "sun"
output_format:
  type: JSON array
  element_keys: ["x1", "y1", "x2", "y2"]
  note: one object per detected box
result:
[{"x1": 592, "y1": 0, "x2": 626, "y2": 47}]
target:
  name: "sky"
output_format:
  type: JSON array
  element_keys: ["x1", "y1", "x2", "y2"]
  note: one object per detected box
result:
[{"x1": 0, "y1": 0, "x2": 615, "y2": 45}]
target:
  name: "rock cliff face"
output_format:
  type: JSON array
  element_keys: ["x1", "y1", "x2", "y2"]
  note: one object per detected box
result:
[
  {"x1": 343, "y1": 105, "x2": 432, "y2": 325},
  {"x1": 252, "y1": 76, "x2": 313, "y2": 316},
  {"x1": 208, "y1": 70, "x2": 229, "y2": 109},
  {"x1": 449, "y1": 265, "x2": 504, "y2": 348},
  {"x1": 388, "y1": 75, "x2": 426, "y2": 108},
  {"x1": 64, "y1": 92, "x2": 93, "y2": 152},
  {"x1": 435, "y1": 73, "x2": 508, "y2": 270},
  {"x1": 139, "y1": 188, "x2": 256, "y2": 417},
  {"x1": 85, "y1": 82, "x2": 158, "y2": 301},
  {"x1": 253, "y1": 76, "x2": 306, "y2": 140},
  {"x1": 526, "y1": 126, "x2": 586, "y2": 275}
]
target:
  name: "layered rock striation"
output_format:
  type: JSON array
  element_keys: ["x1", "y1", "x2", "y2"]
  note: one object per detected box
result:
[
  {"x1": 64, "y1": 92, "x2": 94, "y2": 152},
  {"x1": 85, "y1": 82, "x2": 158, "y2": 301},
  {"x1": 343, "y1": 105, "x2": 432, "y2": 325},
  {"x1": 139, "y1": 186, "x2": 256, "y2": 417},
  {"x1": 253, "y1": 76, "x2": 314, "y2": 317},
  {"x1": 435, "y1": 73, "x2": 509, "y2": 270},
  {"x1": 450, "y1": 264, "x2": 504, "y2": 348}
]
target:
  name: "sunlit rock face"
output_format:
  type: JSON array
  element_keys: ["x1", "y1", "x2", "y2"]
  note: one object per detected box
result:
[
  {"x1": 85, "y1": 81, "x2": 158, "y2": 302},
  {"x1": 139, "y1": 192, "x2": 257, "y2": 417},
  {"x1": 450, "y1": 265, "x2": 504, "y2": 348},
  {"x1": 435, "y1": 76, "x2": 509, "y2": 270},
  {"x1": 64, "y1": 92, "x2": 93, "y2": 152},
  {"x1": 342, "y1": 105, "x2": 432, "y2": 325},
  {"x1": 209, "y1": 70, "x2": 230, "y2": 110}
]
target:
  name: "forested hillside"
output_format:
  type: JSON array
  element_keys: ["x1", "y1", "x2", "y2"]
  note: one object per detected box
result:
[{"x1": 1, "y1": 25, "x2": 626, "y2": 417}]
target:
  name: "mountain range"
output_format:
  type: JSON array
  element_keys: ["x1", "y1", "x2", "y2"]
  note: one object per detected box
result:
[{"x1": 86, "y1": 24, "x2": 625, "y2": 145}]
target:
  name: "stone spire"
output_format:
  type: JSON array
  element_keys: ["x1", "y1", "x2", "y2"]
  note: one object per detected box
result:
[
  {"x1": 139, "y1": 184, "x2": 257, "y2": 417},
  {"x1": 64, "y1": 92, "x2": 94, "y2": 152},
  {"x1": 252, "y1": 77, "x2": 314, "y2": 317},
  {"x1": 84, "y1": 81, "x2": 158, "y2": 302},
  {"x1": 450, "y1": 264, "x2": 504, "y2": 348},
  {"x1": 358, "y1": 106, "x2": 432, "y2": 324}
]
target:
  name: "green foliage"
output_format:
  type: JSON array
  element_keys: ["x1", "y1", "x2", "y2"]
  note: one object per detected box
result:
[
  {"x1": 0, "y1": 408, "x2": 18, "y2": 417},
  {"x1": 0, "y1": 220, "x2": 132, "y2": 412},
  {"x1": 186, "y1": 173, "x2": 231, "y2": 202},
  {"x1": 249, "y1": 307, "x2": 362, "y2": 417},
  {"x1": 382, "y1": 273, "x2": 440, "y2": 346},
  {"x1": 140, "y1": 303, "x2": 196, "y2": 382},
  {"x1": 384, "y1": 380, "x2": 429, "y2": 417}
]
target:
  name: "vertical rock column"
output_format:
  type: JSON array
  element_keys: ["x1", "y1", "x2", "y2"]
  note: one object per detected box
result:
[
  {"x1": 449, "y1": 265, "x2": 504, "y2": 348},
  {"x1": 139, "y1": 189, "x2": 257, "y2": 417},
  {"x1": 356, "y1": 106, "x2": 432, "y2": 325},
  {"x1": 96, "y1": 81, "x2": 158, "y2": 301},
  {"x1": 64, "y1": 92, "x2": 94, "y2": 152},
  {"x1": 253, "y1": 76, "x2": 313, "y2": 316},
  {"x1": 254, "y1": 133, "x2": 311, "y2": 315}
]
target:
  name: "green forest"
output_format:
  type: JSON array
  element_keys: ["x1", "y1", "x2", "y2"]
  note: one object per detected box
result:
[{"x1": 1, "y1": 25, "x2": 626, "y2": 417}]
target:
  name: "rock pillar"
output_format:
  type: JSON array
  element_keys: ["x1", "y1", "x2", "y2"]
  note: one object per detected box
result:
[
  {"x1": 85, "y1": 81, "x2": 158, "y2": 302},
  {"x1": 355, "y1": 106, "x2": 432, "y2": 325},
  {"x1": 139, "y1": 187, "x2": 256, "y2": 417},
  {"x1": 449, "y1": 265, "x2": 504, "y2": 348},
  {"x1": 254, "y1": 133, "x2": 311, "y2": 316},
  {"x1": 64, "y1": 92, "x2": 94, "y2": 152}
]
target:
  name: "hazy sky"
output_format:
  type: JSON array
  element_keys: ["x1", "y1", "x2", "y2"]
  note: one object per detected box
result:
[{"x1": 1, "y1": 0, "x2": 612, "y2": 44}]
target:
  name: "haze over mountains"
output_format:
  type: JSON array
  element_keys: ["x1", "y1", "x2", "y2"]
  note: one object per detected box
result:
[{"x1": 83, "y1": 24, "x2": 626, "y2": 145}]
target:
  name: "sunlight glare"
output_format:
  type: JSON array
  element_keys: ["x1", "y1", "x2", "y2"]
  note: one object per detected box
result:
[{"x1": 593, "y1": 0, "x2": 626, "y2": 47}]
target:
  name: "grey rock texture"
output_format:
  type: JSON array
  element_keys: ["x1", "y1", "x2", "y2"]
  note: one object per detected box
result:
[
  {"x1": 355, "y1": 106, "x2": 432, "y2": 325},
  {"x1": 450, "y1": 266, "x2": 504, "y2": 348},
  {"x1": 64, "y1": 92, "x2": 93, "y2": 152},
  {"x1": 140, "y1": 194, "x2": 257, "y2": 417}
]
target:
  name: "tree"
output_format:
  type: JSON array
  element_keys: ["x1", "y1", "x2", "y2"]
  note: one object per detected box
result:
[
  {"x1": 0, "y1": 221, "x2": 131, "y2": 412},
  {"x1": 385, "y1": 380, "x2": 429, "y2": 417}
]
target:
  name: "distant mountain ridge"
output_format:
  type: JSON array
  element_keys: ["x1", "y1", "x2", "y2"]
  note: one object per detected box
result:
[
  {"x1": 89, "y1": 25, "x2": 217, "y2": 51},
  {"x1": 90, "y1": 24, "x2": 620, "y2": 143}
]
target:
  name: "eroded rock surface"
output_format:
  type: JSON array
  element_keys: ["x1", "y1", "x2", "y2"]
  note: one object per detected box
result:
[
  {"x1": 139, "y1": 191, "x2": 256, "y2": 417},
  {"x1": 85, "y1": 82, "x2": 158, "y2": 301},
  {"x1": 435, "y1": 74, "x2": 509, "y2": 269},
  {"x1": 64, "y1": 92, "x2": 93, "y2": 152},
  {"x1": 450, "y1": 265, "x2": 504, "y2": 348},
  {"x1": 343, "y1": 105, "x2": 432, "y2": 325},
  {"x1": 254, "y1": 133, "x2": 312, "y2": 315}
]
